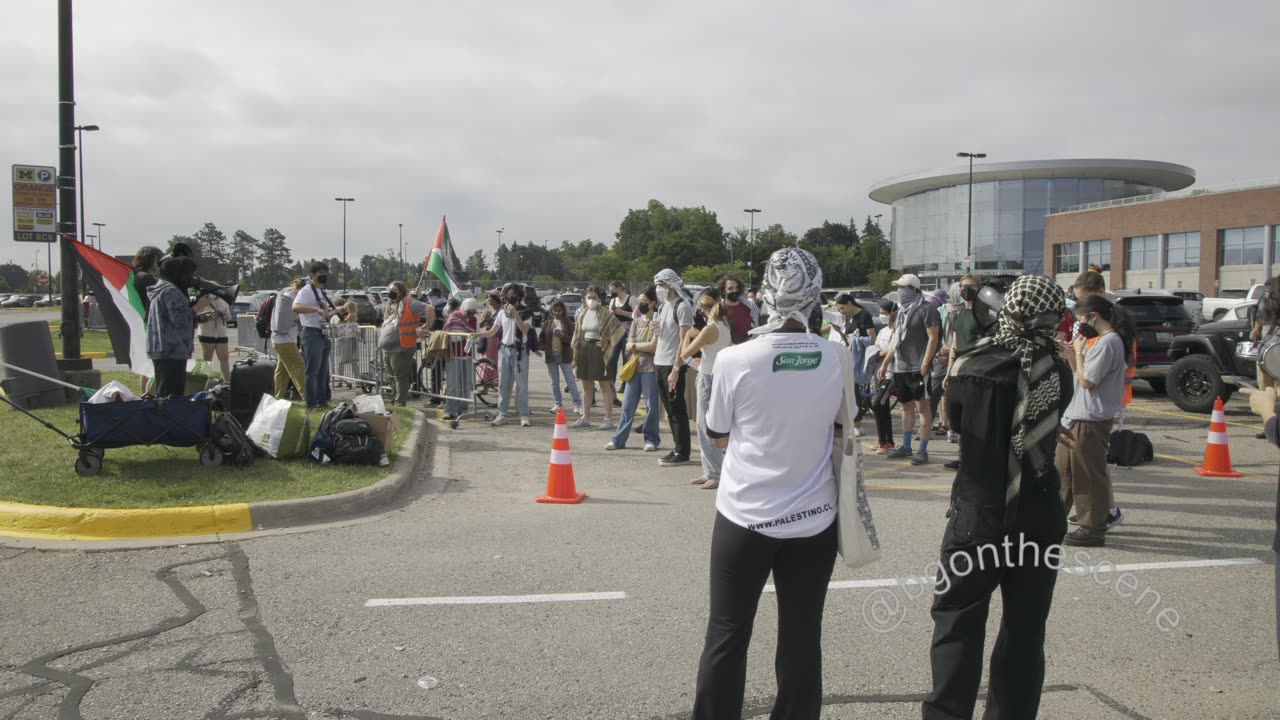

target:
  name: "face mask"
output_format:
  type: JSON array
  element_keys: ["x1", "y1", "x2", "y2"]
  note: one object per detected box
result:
[
  {"x1": 880, "y1": 314, "x2": 890, "y2": 324},
  {"x1": 960, "y1": 286, "x2": 978, "y2": 302},
  {"x1": 315, "y1": 274, "x2": 329, "y2": 286},
  {"x1": 638, "y1": 303, "x2": 651, "y2": 315},
  {"x1": 586, "y1": 298, "x2": 600, "y2": 309},
  {"x1": 1078, "y1": 322, "x2": 1100, "y2": 339},
  {"x1": 726, "y1": 291, "x2": 741, "y2": 302},
  {"x1": 898, "y1": 286, "x2": 919, "y2": 301}
]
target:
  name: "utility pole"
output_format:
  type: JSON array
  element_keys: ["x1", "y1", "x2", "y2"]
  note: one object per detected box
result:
[
  {"x1": 956, "y1": 152, "x2": 987, "y2": 273},
  {"x1": 57, "y1": 0, "x2": 81, "y2": 360},
  {"x1": 743, "y1": 209, "x2": 761, "y2": 287}
]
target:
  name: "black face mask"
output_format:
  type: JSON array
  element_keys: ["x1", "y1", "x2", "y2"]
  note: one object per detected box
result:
[
  {"x1": 960, "y1": 286, "x2": 978, "y2": 302},
  {"x1": 1078, "y1": 322, "x2": 1100, "y2": 339},
  {"x1": 638, "y1": 303, "x2": 651, "y2": 315},
  {"x1": 726, "y1": 291, "x2": 741, "y2": 302},
  {"x1": 315, "y1": 274, "x2": 329, "y2": 286}
]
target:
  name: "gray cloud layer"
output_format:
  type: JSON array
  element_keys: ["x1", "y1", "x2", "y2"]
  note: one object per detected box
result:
[{"x1": 3, "y1": 0, "x2": 1277, "y2": 274}]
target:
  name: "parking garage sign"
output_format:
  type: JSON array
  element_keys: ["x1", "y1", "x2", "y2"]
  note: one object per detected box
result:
[{"x1": 12, "y1": 164, "x2": 57, "y2": 243}]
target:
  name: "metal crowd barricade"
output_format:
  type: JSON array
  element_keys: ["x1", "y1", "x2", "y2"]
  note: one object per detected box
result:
[
  {"x1": 234, "y1": 316, "x2": 276, "y2": 359},
  {"x1": 327, "y1": 322, "x2": 365, "y2": 389}
]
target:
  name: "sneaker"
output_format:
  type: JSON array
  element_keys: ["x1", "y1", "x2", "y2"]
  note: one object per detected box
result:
[
  {"x1": 573, "y1": 405, "x2": 584, "y2": 416},
  {"x1": 853, "y1": 427, "x2": 862, "y2": 438},
  {"x1": 613, "y1": 398, "x2": 623, "y2": 408},
  {"x1": 604, "y1": 441, "x2": 618, "y2": 450},
  {"x1": 911, "y1": 450, "x2": 929, "y2": 465},
  {"x1": 549, "y1": 404, "x2": 563, "y2": 415},
  {"x1": 490, "y1": 415, "x2": 508, "y2": 427},
  {"x1": 634, "y1": 425, "x2": 643, "y2": 434},
  {"x1": 598, "y1": 419, "x2": 614, "y2": 431},
  {"x1": 885, "y1": 446, "x2": 913, "y2": 459},
  {"x1": 944, "y1": 460, "x2": 960, "y2": 470},
  {"x1": 570, "y1": 416, "x2": 591, "y2": 428},
  {"x1": 520, "y1": 417, "x2": 531, "y2": 427},
  {"x1": 643, "y1": 442, "x2": 659, "y2": 452},
  {"x1": 660, "y1": 453, "x2": 691, "y2": 467},
  {"x1": 1068, "y1": 508, "x2": 1124, "y2": 529},
  {"x1": 1062, "y1": 529, "x2": 1105, "y2": 547},
  {"x1": 947, "y1": 431, "x2": 960, "y2": 444},
  {"x1": 875, "y1": 444, "x2": 895, "y2": 456}
]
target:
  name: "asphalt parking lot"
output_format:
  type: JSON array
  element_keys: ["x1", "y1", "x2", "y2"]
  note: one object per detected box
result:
[{"x1": 1, "y1": 374, "x2": 1277, "y2": 719}]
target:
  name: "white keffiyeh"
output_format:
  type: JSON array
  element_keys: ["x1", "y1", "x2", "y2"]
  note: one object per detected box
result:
[{"x1": 749, "y1": 247, "x2": 824, "y2": 335}]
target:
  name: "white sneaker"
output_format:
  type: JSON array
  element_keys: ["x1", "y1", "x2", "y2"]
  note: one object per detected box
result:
[
  {"x1": 490, "y1": 415, "x2": 507, "y2": 427},
  {"x1": 853, "y1": 427, "x2": 862, "y2": 438},
  {"x1": 570, "y1": 416, "x2": 591, "y2": 428},
  {"x1": 520, "y1": 417, "x2": 531, "y2": 427},
  {"x1": 549, "y1": 404, "x2": 563, "y2": 415},
  {"x1": 598, "y1": 419, "x2": 614, "y2": 431},
  {"x1": 604, "y1": 441, "x2": 618, "y2": 450},
  {"x1": 573, "y1": 405, "x2": 584, "y2": 416},
  {"x1": 644, "y1": 442, "x2": 658, "y2": 452}
]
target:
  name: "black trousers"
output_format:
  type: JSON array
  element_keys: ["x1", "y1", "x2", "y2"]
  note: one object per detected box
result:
[
  {"x1": 923, "y1": 491, "x2": 1067, "y2": 720},
  {"x1": 655, "y1": 364, "x2": 691, "y2": 456},
  {"x1": 151, "y1": 358, "x2": 187, "y2": 398},
  {"x1": 693, "y1": 512, "x2": 837, "y2": 720},
  {"x1": 873, "y1": 399, "x2": 894, "y2": 445}
]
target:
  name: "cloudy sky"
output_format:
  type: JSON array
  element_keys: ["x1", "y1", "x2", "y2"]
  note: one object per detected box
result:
[{"x1": 2, "y1": 0, "x2": 1277, "y2": 275}]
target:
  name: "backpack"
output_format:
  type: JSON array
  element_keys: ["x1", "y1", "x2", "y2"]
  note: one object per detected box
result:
[
  {"x1": 211, "y1": 413, "x2": 256, "y2": 466},
  {"x1": 309, "y1": 403, "x2": 356, "y2": 464},
  {"x1": 1108, "y1": 429, "x2": 1153, "y2": 467},
  {"x1": 255, "y1": 294, "x2": 277, "y2": 339},
  {"x1": 333, "y1": 433, "x2": 385, "y2": 465}
]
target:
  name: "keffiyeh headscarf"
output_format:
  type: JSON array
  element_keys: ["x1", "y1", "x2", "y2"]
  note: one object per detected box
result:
[
  {"x1": 970, "y1": 274, "x2": 1065, "y2": 510},
  {"x1": 749, "y1": 247, "x2": 823, "y2": 335},
  {"x1": 653, "y1": 268, "x2": 693, "y2": 305}
]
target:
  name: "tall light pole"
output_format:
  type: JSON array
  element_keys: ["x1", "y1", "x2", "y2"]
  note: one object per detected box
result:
[
  {"x1": 92, "y1": 222, "x2": 105, "y2": 251},
  {"x1": 74, "y1": 125, "x2": 99, "y2": 249},
  {"x1": 496, "y1": 227, "x2": 504, "y2": 280},
  {"x1": 398, "y1": 223, "x2": 404, "y2": 281},
  {"x1": 743, "y1": 209, "x2": 761, "y2": 286},
  {"x1": 334, "y1": 197, "x2": 354, "y2": 288},
  {"x1": 956, "y1": 152, "x2": 987, "y2": 273}
]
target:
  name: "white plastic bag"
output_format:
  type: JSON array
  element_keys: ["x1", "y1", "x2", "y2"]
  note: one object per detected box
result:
[
  {"x1": 246, "y1": 394, "x2": 291, "y2": 458},
  {"x1": 88, "y1": 380, "x2": 139, "y2": 404},
  {"x1": 832, "y1": 345, "x2": 882, "y2": 569},
  {"x1": 353, "y1": 393, "x2": 387, "y2": 415}
]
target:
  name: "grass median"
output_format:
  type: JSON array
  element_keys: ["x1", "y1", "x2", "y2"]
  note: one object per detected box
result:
[
  {"x1": 48, "y1": 327, "x2": 114, "y2": 355},
  {"x1": 0, "y1": 371, "x2": 418, "y2": 509}
]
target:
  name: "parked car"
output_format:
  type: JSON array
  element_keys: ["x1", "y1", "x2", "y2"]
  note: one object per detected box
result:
[
  {"x1": 1167, "y1": 301, "x2": 1258, "y2": 413},
  {"x1": 1107, "y1": 289, "x2": 1196, "y2": 395},
  {"x1": 228, "y1": 301, "x2": 252, "y2": 328},
  {"x1": 1, "y1": 294, "x2": 40, "y2": 308},
  {"x1": 33, "y1": 296, "x2": 61, "y2": 307},
  {"x1": 1202, "y1": 284, "x2": 1264, "y2": 322},
  {"x1": 1163, "y1": 289, "x2": 1204, "y2": 322},
  {"x1": 333, "y1": 291, "x2": 379, "y2": 324},
  {"x1": 557, "y1": 292, "x2": 583, "y2": 318}
]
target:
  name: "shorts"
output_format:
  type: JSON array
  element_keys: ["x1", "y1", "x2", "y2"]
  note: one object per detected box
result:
[
  {"x1": 575, "y1": 341, "x2": 610, "y2": 382},
  {"x1": 198, "y1": 336, "x2": 229, "y2": 345},
  {"x1": 894, "y1": 371, "x2": 927, "y2": 403}
]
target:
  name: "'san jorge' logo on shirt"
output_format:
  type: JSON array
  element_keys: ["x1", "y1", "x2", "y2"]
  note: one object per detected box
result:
[{"x1": 772, "y1": 351, "x2": 822, "y2": 372}]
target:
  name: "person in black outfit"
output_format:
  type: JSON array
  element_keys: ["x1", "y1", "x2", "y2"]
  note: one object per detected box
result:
[
  {"x1": 1244, "y1": 385, "x2": 1280, "y2": 657},
  {"x1": 923, "y1": 274, "x2": 1074, "y2": 720}
]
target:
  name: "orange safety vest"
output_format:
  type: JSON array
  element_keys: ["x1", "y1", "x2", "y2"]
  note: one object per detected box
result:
[
  {"x1": 1085, "y1": 336, "x2": 1137, "y2": 405},
  {"x1": 397, "y1": 301, "x2": 421, "y2": 349}
]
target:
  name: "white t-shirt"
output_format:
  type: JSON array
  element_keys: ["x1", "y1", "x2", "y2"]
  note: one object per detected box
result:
[
  {"x1": 706, "y1": 330, "x2": 848, "y2": 539},
  {"x1": 499, "y1": 309, "x2": 521, "y2": 346},
  {"x1": 298, "y1": 283, "x2": 331, "y2": 330},
  {"x1": 655, "y1": 297, "x2": 693, "y2": 366}
]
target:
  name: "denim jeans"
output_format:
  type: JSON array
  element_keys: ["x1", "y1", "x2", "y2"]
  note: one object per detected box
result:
[
  {"x1": 696, "y1": 371, "x2": 724, "y2": 481},
  {"x1": 444, "y1": 356, "x2": 473, "y2": 418},
  {"x1": 612, "y1": 370, "x2": 660, "y2": 448},
  {"x1": 547, "y1": 358, "x2": 582, "y2": 409},
  {"x1": 301, "y1": 329, "x2": 332, "y2": 407},
  {"x1": 498, "y1": 344, "x2": 530, "y2": 419}
]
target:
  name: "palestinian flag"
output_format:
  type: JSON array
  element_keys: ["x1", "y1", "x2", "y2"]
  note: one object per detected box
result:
[
  {"x1": 72, "y1": 237, "x2": 154, "y2": 377},
  {"x1": 425, "y1": 215, "x2": 463, "y2": 297}
]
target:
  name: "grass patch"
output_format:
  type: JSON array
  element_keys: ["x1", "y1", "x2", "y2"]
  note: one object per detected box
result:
[
  {"x1": 48, "y1": 327, "x2": 115, "y2": 355},
  {"x1": 0, "y1": 371, "x2": 419, "y2": 509}
]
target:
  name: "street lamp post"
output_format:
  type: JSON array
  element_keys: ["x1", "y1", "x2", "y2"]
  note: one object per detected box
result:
[
  {"x1": 496, "y1": 228, "x2": 504, "y2": 280},
  {"x1": 73, "y1": 125, "x2": 98, "y2": 248},
  {"x1": 743, "y1": 209, "x2": 761, "y2": 286},
  {"x1": 334, "y1": 197, "x2": 355, "y2": 288},
  {"x1": 398, "y1": 223, "x2": 404, "y2": 280},
  {"x1": 956, "y1": 152, "x2": 987, "y2": 274},
  {"x1": 92, "y1": 222, "x2": 105, "y2": 251}
]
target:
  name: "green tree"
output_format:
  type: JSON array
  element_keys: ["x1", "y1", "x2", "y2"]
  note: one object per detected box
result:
[
  {"x1": 464, "y1": 249, "x2": 490, "y2": 281},
  {"x1": 680, "y1": 261, "x2": 750, "y2": 285},
  {"x1": 193, "y1": 223, "x2": 231, "y2": 280},
  {"x1": 856, "y1": 215, "x2": 893, "y2": 282},
  {"x1": 230, "y1": 230, "x2": 258, "y2": 284},
  {"x1": 867, "y1": 269, "x2": 896, "y2": 295},
  {"x1": 800, "y1": 220, "x2": 858, "y2": 249},
  {"x1": 573, "y1": 250, "x2": 631, "y2": 285},
  {"x1": 0, "y1": 263, "x2": 29, "y2": 292},
  {"x1": 255, "y1": 228, "x2": 293, "y2": 289}
]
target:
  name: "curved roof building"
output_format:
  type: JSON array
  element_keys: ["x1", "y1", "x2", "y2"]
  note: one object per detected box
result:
[{"x1": 868, "y1": 159, "x2": 1196, "y2": 286}]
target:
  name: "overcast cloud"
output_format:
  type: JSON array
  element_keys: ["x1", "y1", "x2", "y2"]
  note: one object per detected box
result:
[{"x1": 2, "y1": 0, "x2": 1278, "y2": 274}]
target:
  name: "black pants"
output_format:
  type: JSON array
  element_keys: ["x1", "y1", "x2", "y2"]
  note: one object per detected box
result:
[
  {"x1": 655, "y1": 364, "x2": 690, "y2": 456},
  {"x1": 873, "y1": 399, "x2": 894, "y2": 445},
  {"x1": 693, "y1": 512, "x2": 837, "y2": 720},
  {"x1": 923, "y1": 492, "x2": 1067, "y2": 720},
  {"x1": 151, "y1": 358, "x2": 187, "y2": 398}
]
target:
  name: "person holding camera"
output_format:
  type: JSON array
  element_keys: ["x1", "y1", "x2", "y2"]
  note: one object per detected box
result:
[
  {"x1": 290, "y1": 261, "x2": 341, "y2": 410},
  {"x1": 145, "y1": 254, "x2": 199, "y2": 398},
  {"x1": 471, "y1": 283, "x2": 535, "y2": 427},
  {"x1": 195, "y1": 294, "x2": 232, "y2": 382}
]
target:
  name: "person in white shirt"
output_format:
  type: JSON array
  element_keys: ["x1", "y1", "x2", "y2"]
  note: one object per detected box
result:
[
  {"x1": 289, "y1": 261, "x2": 342, "y2": 409},
  {"x1": 194, "y1": 294, "x2": 232, "y2": 381},
  {"x1": 691, "y1": 247, "x2": 846, "y2": 720},
  {"x1": 653, "y1": 269, "x2": 695, "y2": 467},
  {"x1": 270, "y1": 280, "x2": 306, "y2": 401},
  {"x1": 678, "y1": 288, "x2": 732, "y2": 490},
  {"x1": 471, "y1": 283, "x2": 535, "y2": 427}
]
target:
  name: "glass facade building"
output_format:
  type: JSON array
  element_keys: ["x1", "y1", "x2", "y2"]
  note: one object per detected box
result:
[{"x1": 869, "y1": 160, "x2": 1196, "y2": 288}]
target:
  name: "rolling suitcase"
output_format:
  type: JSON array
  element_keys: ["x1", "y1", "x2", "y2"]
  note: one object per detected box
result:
[{"x1": 229, "y1": 357, "x2": 276, "y2": 428}]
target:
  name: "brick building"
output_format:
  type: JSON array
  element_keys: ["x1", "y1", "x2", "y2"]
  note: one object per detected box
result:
[{"x1": 1044, "y1": 180, "x2": 1280, "y2": 296}]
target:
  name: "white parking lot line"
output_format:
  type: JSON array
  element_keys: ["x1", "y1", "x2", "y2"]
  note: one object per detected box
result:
[{"x1": 365, "y1": 591, "x2": 627, "y2": 607}]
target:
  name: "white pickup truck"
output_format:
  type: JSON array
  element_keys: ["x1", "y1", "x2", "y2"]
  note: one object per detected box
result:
[{"x1": 1201, "y1": 284, "x2": 1265, "y2": 322}]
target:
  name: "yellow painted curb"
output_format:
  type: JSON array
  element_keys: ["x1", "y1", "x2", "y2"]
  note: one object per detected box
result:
[
  {"x1": 53, "y1": 352, "x2": 110, "y2": 359},
  {"x1": 0, "y1": 500, "x2": 253, "y2": 541}
]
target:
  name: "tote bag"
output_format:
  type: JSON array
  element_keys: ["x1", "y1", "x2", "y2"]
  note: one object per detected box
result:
[{"x1": 832, "y1": 346, "x2": 882, "y2": 569}]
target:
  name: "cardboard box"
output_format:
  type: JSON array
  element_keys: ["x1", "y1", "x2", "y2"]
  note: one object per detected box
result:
[{"x1": 356, "y1": 411, "x2": 400, "y2": 454}]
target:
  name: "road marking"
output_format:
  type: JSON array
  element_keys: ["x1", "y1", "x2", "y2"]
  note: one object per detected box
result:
[
  {"x1": 1126, "y1": 403, "x2": 1263, "y2": 431},
  {"x1": 762, "y1": 557, "x2": 1265, "y2": 593},
  {"x1": 365, "y1": 591, "x2": 627, "y2": 607},
  {"x1": 1154, "y1": 453, "x2": 1268, "y2": 478}
]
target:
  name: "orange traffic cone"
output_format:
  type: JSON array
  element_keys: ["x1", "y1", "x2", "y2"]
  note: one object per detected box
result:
[
  {"x1": 537, "y1": 410, "x2": 587, "y2": 504},
  {"x1": 1195, "y1": 397, "x2": 1243, "y2": 478}
]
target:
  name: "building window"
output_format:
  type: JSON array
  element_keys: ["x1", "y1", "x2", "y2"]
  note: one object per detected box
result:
[
  {"x1": 1085, "y1": 240, "x2": 1111, "y2": 272},
  {"x1": 1166, "y1": 232, "x2": 1201, "y2": 269},
  {"x1": 1055, "y1": 242, "x2": 1080, "y2": 274},
  {"x1": 1221, "y1": 226, "x2": 1265, "y2": 266},
  {"x1": 1127, "y1": 235, "x2": 1160, "y2": 271}
]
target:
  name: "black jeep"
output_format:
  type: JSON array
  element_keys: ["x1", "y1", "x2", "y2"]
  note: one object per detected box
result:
[{"x1": 1166, "y1": 301, "x2": 1257, "y2": 413}]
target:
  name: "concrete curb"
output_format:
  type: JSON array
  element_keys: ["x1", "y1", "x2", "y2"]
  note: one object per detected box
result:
[{"x1": 0, "y1": 411, "x2": 433, "y2": 545}]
